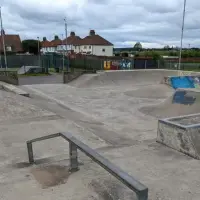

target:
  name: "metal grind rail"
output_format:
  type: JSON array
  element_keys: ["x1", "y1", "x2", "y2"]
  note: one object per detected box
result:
[{"x1": 26, "y1": 132, "x2": 148, "y2": 200}]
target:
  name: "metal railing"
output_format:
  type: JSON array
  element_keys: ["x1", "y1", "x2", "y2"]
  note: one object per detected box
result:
[{"x1": 27, "y1": 132, "x2": 148, "y2": 200}]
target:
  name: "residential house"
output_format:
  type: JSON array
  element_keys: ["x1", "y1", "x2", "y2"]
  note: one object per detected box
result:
[
  {"x1": 57, "y1": 31, "x2": 82, "y2": 52},
  {"x1": 40, "y1": 30, "x2": 113, "y2": 56},
  {"x1": 41, "y1": 36, "x2": 62, "y2": 53},
  {"x1": 0, "y1": 30, "x2": 22, "y2": 53},
  {"x1": 40, "y1": 38, "x2": 50, "y2": 53},
  {"x1": 74, "y1": 30, "x2": 113, "y2": 56}
]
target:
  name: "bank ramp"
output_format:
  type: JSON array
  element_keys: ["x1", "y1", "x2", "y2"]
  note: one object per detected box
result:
[
  {"x1": 140, "y1": 89, "x2": 200, "y2": 118},
  {"x1": 68, "y1": 70, "x2": 179, "y2": 88}
]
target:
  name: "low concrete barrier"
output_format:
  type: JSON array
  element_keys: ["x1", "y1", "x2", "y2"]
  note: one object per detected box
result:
[
  {"x1": 27, "y1": 132, "x2": 148, "y2": 200},
  {"x1": 0, "y1": 71, "x2": 19, "y2": 85},
  {"x1": 157, "y1": 113, "x2": 200, "y2": 159},
  {"x1": 63, "y1": 71, "x2": 85, "y2": 84}
]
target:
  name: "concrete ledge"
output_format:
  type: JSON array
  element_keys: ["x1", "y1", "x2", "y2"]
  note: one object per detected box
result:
[
  {"x1": 157, "y1": 113, "x2": 200, "y2": 159},
  {"x1": 0, "y1": 81, "x2": 29, "y2": 97},
  {"x1": 63, "y1": 71, "x2": 85, "y2": 84}
]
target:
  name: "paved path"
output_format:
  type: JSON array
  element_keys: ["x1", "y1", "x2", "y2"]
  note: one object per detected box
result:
[
  {"x1": 21, "y1": 69, "x2": 200, "y2": 200},
  {"x1": 2, "y1": 69, "x2": 200, "y2": 200}
]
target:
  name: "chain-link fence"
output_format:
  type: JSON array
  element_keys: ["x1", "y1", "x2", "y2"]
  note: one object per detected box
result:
[
  {"x1": 1, "y1": 55, "x2": 200, "y2": 72},
  {"x1": 0, "y1": 54, "x2": 69, "y2": 70},
  {"x1": 162, "y1": 60, "x2": 200, "y2": 71}
]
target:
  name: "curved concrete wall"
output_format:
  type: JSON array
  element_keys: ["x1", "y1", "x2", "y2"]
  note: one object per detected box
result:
[{"x1": 72, "y1": 69, "x2": 180, "y2": 88}]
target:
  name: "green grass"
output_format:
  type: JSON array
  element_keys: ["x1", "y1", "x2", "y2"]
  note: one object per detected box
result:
[
  {"x1": 0, "y1": 68, "x2": 19, "y2": 72},
  {"x1": 19, "y1": 73, "x2": 51, "y2": 77}
]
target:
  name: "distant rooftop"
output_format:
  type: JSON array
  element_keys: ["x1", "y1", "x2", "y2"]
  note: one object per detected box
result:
[{"x1": 41, "y1": 30, "x2": 113, "y2": 47}]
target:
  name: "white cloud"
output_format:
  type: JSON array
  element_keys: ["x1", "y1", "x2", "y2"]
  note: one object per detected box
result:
[{"x1": 0, "y1": 0, "x2": 199, "y2": 48}]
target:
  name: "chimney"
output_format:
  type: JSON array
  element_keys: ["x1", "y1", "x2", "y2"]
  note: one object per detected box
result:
[
  {"x1": 70, "y1": 31, "x2": 75, "y2": 36},
  {"x1": 54, "y1": 35, "x2": 59, "y2": 40},
  {"x1": 89, "y1": 30, "x2": 95, "y2": 36},
  {"x1": 43, "y1": 37, "x2": 47, "y2": 41}
]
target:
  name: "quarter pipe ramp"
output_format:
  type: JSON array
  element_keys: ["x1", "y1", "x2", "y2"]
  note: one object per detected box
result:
[{"x1": 139, "y1": 89, "x2": 200, "y2": 118}]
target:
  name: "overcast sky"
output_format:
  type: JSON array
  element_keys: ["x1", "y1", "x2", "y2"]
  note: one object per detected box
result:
[{"x1": 0, "y1": 0, "x2": 200, "y2": 48}]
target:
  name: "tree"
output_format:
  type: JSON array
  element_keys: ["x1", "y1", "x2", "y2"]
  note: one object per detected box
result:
[
  {"x1": 134, "y1": 42, "x2": 142, "y2": 51},
  {"x1": 164, "y1": 45, "x2": 170, "y2": 50},
  {"x1": 152, "y1": 51, "x2": 161, "y2": 61},
  {"x1": 22, "y1": 39, "x2": 41, "y2": 55}
]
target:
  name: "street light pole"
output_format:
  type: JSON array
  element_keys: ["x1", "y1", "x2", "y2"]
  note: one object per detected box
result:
[
  {"x1": 0, "y1": 7, "x2": 7, "y2": 70},
  {"x1": 64, "y1": 18, "x2": 69, "y2": 71},
  {"x1": 62, "y1": 34, "x2": 64, "y2": 71},
  {"x1": 178, "y1": 0, "x2": 187, "y2": 71},
  {"x1": 37, "y1": 37, "x2": 40, "y2": 67}
]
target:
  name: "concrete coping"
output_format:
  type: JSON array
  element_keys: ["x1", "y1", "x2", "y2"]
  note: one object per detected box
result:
[
  {"x1": 159, "y1": 113, "x2": 200, "y2": 129},
  {"x1": 0, "y1": 81, "x2": 29, "y2": 97}
]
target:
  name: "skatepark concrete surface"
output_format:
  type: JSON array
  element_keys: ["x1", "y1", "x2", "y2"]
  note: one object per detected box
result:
[
  {"x1": 140, "y1": 89, "x2": 200, "y2": 118},
  {"x1": 1, "y1": 69, "x2": 200, "y2": 199},
  {"x1": 69, "y1": 69, "x2": 180, "y2": 88}
]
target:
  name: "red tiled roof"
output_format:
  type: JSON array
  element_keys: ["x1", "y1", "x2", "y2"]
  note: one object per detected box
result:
[
  {"x1": 41, "y1": 40, "x2": 50, "y2": 48},
  {"x1": 40, "y1": 31, "x2": 113, "y2": 47},
  {"x1": 41, "y1": 39, "x2": 62, "y2": 47},
  {"x1": 63, "y1": 35, "x2": 82, "y2": 45},
  {"x1": 50, "y1": 39, "x2": 62, "y2": 47},
  {"x1": 0, "y1": 34, "x2": 22, "y2": 52},
  {"x1": 79, "y1": 34, "x2": 113, "y2": 46}
]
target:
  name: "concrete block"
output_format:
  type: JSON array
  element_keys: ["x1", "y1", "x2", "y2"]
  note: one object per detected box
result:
[{"x1": 157, "y1": 113, "x2": 200, "y2": 159}]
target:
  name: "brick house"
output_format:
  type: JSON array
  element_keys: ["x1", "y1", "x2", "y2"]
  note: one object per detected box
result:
[
  {"x1": 0, "y1": 30, "x2": 22, "y2": 53},
  {"x1": 74, "y1": 30, "x2": 113, "y2": 56}
]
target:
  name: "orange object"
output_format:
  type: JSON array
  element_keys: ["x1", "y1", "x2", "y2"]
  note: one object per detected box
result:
[{"x1": 104, "y1": 61, "x2": 111, "y2": 70}]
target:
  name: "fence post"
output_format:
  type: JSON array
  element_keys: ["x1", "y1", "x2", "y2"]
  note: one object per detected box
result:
[
  {"x1": 132, "y1": 57, "x2": 134, "y2": 69},
  {"x1": 137, "y1": 190, "x2": 148, "y2": 200},
  {"x1": 69, "y1": 142, "x2": 79, "y2": 172},
  {"x1": 145, "y1": 60, "x2": 147, "y2": 69},
  {"x1": 27, "y1": 142, "x2": 34, "y2": 164}
]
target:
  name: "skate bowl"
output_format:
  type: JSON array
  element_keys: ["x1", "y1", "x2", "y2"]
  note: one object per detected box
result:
[
  {"x1": 157, "y1": 113, "x2": 200, "y2": 160},
  {"x1": 139, "y1": 89, "x2": 200, "y2": 118},
  {"x1": 68, "y1": 69, "x2": 200, "y2": 88},
  {"x1": 124, "y1": 85, "x2": 173, "y2": 99},
  {"x1": 68, "y1": 69, "x2": 180, "y2": 88}
]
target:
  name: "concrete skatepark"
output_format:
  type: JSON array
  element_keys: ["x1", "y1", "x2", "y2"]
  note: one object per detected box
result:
[{"x1": 1, "y1": 69, "x2": 200, "y2": 199}]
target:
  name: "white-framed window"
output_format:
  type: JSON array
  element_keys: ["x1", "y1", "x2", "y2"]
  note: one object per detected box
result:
[
  {"x1": 6, "y1": 46, "x2": 12, "y2": 51},
  {"x1": 102, "y1": 48, "x2": 105, "y2": 52},
  {"x1": 84, "y1": 46, "x2": 87, "y2": 49},
  {"x1": 89, "y1": 46, "x2": 91, "y2": 49}
]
